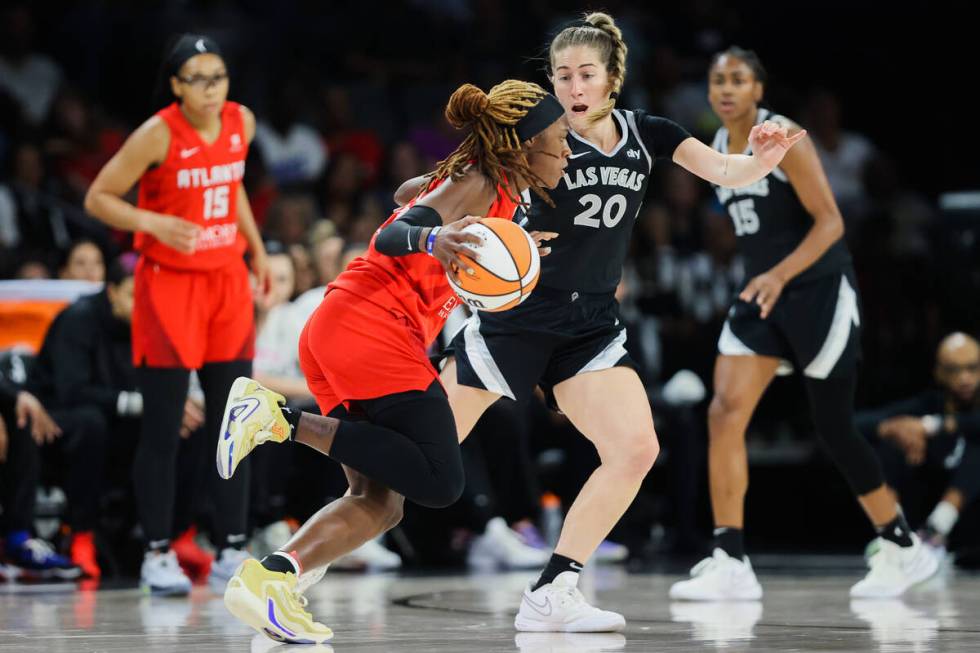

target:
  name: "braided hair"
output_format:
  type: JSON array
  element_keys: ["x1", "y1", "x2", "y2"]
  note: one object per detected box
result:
[
  {"x1": 549, "y1": 12, "x2": 627, "y2": 125},
  {"x1": 427, "y1": 80, "x2": 556, "y2": 206}
]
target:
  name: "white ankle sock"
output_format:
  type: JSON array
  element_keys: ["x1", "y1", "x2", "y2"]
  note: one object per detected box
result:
[{"x1": 927, "y1": 501, "x2": 959, "y2": 536}]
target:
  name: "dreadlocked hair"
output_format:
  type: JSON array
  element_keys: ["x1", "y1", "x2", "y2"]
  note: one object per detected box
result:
[
  {"x1": 426, "y1": 80, "x2": 556, "y2": 207},
  {"x1": 550, "y1": 12, "x2": 627, "y2": 125}
]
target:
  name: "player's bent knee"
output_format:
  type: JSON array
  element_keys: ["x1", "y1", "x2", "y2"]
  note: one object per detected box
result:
[
  {"x1": 416, "y1": 474, "x2": 465, "y2": 509},
  {"x1": 601, "y1": 430, "x2": 659, "y2": 478},
  {"x1": 708, "y1": 392, "x2": 750, "y2": 428},
  {"x1": 382, "y1": 494, "x2": 405, "y2": 531}
]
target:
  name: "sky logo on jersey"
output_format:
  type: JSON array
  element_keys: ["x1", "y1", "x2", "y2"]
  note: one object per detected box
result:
[
  {"x1": 230, "y1": 133, "x2": 243, "y2": 152},
  {"x1": 627, "y1": 149, "x2": 641, "y2": 159}
]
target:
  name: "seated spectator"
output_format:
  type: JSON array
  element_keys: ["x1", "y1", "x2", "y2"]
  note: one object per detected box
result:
[
  {"x1": 0, "y1": 141, "x2": 72, "y2": 256},
  {"x1": 0, "y1": 6, "x2": 63, "y2": 126},
  {"x1": 0, "y1": 376, "x2": 78, "y2": 580},
  {"x1": 13, "y1": 256, "x2": 51, "y2": 280},
  {"x1": 263, "y1": 192, "x2": 318, "y2": 247},
  {"x1": 44, "y1": 87, "x2": 125, "y2": 204},
  {"x1": 253, "y1": 242, "x2": 309, "y2": 403},
  {"x1": 58, "y1": 238, "x2": 104, "y2": 283},
  {"x1": 253, "y1": 79, "x2": 327, "y2": 186},
  {"x1": 803, "y1": 88, "x2": 876, "y2": 217},
  {"x1": 857, "y1": 332, "x2": 980, "y2": 556},
  {"x1": 288, "y1": 242, "x2": 317, "y2": 299}
]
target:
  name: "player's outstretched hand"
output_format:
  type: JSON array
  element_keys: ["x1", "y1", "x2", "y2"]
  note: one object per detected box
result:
[{"x1": 750, "y1": 120, "x2": 807, "y2": 172}]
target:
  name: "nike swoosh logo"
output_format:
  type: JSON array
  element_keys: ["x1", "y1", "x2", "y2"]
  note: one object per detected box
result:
[
  {"x1": 180, "y1": 147, "x2": 200, "y2": 159},
  {"x1": 523, "y1": 593, "x2": 552, "y2": 616},
  {"x1": 568, "y1": 151, "x2": 590, "y2": 159}
]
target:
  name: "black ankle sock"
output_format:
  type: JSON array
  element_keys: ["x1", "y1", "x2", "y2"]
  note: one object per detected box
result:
[
  {"x1": 281, "y1": 406, "x2": 302, "y2": 440},
  {"x1": 532, "y1": 553, "x2": 583, "y2": 591},
  {"x1": 261, "y1": 552, "x2": 299, "y2": 575},
  {"x1": 714, "y1": 527, "x2": 745, "y2": 560},
  {"x1": 222, "y1": 533, "x2": 248, "y2": 551},
  {"x1": 878, "y1": 513, "x2": 913, "y2": 548}
]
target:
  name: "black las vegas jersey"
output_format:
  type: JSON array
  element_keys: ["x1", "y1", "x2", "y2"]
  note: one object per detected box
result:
[
  {"x1": 524, "y1": 108, "x2": 690, "y2": 294},
  {"x1": 711, "y1": 108, "x2": 850, "y2": 286}
]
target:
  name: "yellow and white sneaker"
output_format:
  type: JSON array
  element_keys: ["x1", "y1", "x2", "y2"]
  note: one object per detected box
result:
[
  {"x1": 218, "y1": 377, "x2": 291, "y2": 480},
  {"x1": 224, "y1": 559, "x2": 333, "y2": 644}
]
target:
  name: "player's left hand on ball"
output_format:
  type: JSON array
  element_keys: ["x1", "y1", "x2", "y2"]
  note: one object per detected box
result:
[
  {"x1": 435, "y1": 215, "x2": 483, "y2": 282},
  {"x1": 739, "y1": 271, "x2": 785, "y2": 319},
  {"x1": 529, "y1": 230, "x2": 558, "y2": 257}
]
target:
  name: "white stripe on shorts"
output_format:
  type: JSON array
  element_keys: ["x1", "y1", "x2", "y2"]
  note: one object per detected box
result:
[
  {"x1": 717, "y1": 319, "x2": 794, "y2": 376},
  {"x1": 803, "y1": 274, "x2": 860, "y2": 379},
  {"x1": 462, "y1": 313, "x2": 515, "y2": 400},
  {"x1": 578, "y1": 328, "x2": 628, "y2": 375}
]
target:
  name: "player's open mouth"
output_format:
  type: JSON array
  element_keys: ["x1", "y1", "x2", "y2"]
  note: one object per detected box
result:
[{"x1": 572, "y1": 104, "x2": 589, "y2": 115}]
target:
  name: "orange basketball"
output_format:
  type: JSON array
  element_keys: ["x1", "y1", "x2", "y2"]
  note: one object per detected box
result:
[{"x1": 446, "y1": 217, "x2": 540, "y2": 312}]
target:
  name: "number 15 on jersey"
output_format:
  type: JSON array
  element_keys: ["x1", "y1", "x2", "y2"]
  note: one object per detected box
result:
[{"x1": 204, "y1": 185, "x2": 230, "y2": 220}]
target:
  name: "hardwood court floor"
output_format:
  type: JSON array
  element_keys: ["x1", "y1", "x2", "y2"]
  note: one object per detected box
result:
[{"x1": 1, "y1": 556, "x2": 977, "y2": 652}]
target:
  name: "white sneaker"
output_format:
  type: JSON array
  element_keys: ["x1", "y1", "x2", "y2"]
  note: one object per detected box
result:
[
  {"x1": 140, "y1": 550, "x2": 192, "y2": 596},
  {"x1": 332, "y1": 538, "x2": 402, "y2": 571},
  {"x1": 210, "y1": 548, "x2": 253, "y2": 586},
  {"x1": 514, "y1": 571, "x2": 625, "y2": 632},
  {"x1": 217, "y1": 377, "x2": 291, "y2": 480},
  {"x1": 469, "y1": 517, "x2": 551, "y2": 570},
  {"x1": 850, "y1": 535, "x2": 939, "y2": 598},
  {"x1": 669, "y1": 548, "x2": 763, "y2": 601}
]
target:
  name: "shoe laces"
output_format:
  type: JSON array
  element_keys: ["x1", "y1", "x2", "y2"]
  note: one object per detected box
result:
[
  {"x1": 291, "y1": 590, "x2": 309, "y2": 609},
  {"x1": 866, "y1": 541, "x2": 902, "y2": 576},
  {"x1": 23, "y1": 538, "x2": 55, "y2": 563},
  {"x1": 690, "y1": 556, "x2": 718, "y2": 577},
  {"x1": 551, "y1": 584, "x2": 586, "y2": 609}
]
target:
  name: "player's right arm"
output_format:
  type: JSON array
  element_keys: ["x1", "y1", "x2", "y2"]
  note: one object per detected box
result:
[{"x1": 84, "y1": 117, "x2": 199, "y2": 254}]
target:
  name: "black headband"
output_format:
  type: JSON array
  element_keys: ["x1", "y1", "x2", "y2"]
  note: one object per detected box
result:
[
  {"x1": 166, "y1": 34, "x2": 223, "y2": 77},
  {"x1": 515, "y1": 94, "x2": 565, "y2": 141}
]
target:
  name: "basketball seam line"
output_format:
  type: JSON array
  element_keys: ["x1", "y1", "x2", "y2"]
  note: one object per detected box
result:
[
  {"x1": 490, "y1": 223, "x2": 526, "y2": 293},
  {"x1": 458, "y1": 223, "x2": 524, "y2": 286}
]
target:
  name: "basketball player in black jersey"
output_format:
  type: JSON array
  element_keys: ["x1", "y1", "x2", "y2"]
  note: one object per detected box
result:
[
  {"x1": 397, "y1": 14, "x2": 803, "y2": 632},
  {"x1": 669, "y1": 47, "x2": 938, "y2": 602}
]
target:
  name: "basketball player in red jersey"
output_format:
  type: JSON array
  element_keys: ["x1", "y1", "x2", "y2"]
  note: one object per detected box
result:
[
  {"x1": 84, "y1": 35, "x2": 268, "y2": 595},
  {"x1": 215, "y1": 81, "x2": 569, "y2": 644}
]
